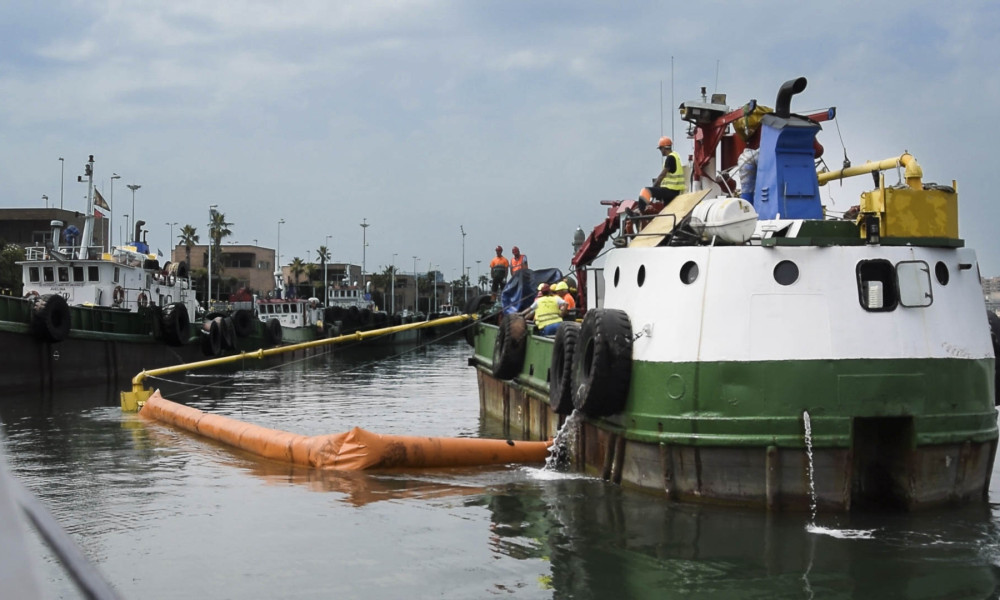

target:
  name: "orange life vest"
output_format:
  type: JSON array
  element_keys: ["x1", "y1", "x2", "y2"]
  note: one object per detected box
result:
[{"x1": 511, "y1": 255, "x2": 527, "y2": 272}]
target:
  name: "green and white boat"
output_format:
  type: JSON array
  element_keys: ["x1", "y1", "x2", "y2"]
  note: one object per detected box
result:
[{"x1": 468, "y1": 77, "x2": 998, "y2": 511}]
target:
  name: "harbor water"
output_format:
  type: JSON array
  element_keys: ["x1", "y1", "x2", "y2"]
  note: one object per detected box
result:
[{"x1": 3, "y1": 338, "x2": 1000, "y2": 599}]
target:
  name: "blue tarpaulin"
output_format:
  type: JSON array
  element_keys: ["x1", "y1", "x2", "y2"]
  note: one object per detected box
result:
[{"x1": 500, "y1": 268, "x2": 564, "y2": 314}]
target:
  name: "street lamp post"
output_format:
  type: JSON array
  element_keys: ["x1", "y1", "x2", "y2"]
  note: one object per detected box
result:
[
  {"x1": 58, "y1": 157, "x2": 64, "y2": 210},
  {"x1": 460, "y1": 225, "x2": 467, "y2": 305},
  {"x1": 476, "y1": 260, "x2": 482, "y2": 293},
  {"x1": 360, "y1": 218, "x2": 370, "y2": 287},
  {"x1": 429, "y1": 261, "x2": 437, "y2": 314},
  {"x1": 276, "y1": 219, "x2": 285, "y2": 298},
  {"x1": 166, "y1": 222, "x2": 177, "y2": 260},
  {"x1": 391, "y1": 252, "x2": 397, "y2": 315},
  {"x1": 122, "y1": 215, "x2": 128, "y2": 250},
  {"x1": 324, "y1": 235, "x2": 332, "y2": 307},
  {"x1": 127, "y1": 184, "x2": 141, "y2": 242},
  {"x1": 208, "y1": 205, "x2": 218, "y2": 306},
  {"x1": 110, "y1": 173, "x2": 120, "y2": 248},
  {"x1": 413, "y1": 255, "x2": 418, "y2": 313}
]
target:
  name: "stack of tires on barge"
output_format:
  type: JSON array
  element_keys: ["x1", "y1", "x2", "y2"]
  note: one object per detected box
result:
[{"x1": 467, "y1": 77, "x2": 999, "y2": 512}]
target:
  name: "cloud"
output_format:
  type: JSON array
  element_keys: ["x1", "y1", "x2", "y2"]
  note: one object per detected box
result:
[{"x1": 1, "y1": 1, "x2": 999, "y2": 281}]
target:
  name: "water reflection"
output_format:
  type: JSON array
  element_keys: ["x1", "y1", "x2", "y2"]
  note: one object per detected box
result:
[{"x1": 2, "y1": 339, "x2": 999, "y2": 599}]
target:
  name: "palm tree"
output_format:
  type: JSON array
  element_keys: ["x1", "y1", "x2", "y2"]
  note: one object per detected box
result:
[
  {"x1": 179, "y1": 224, "x2": 199, "y2": 268},
  {"x1": 478, "y1": 274, "x2": 488, "y2": 292},
  {"x1": 208, "y1": 211, "x2": 233, "y2": 280},
  {"x1": 316, "y1": 245, "x2": 331, "y2": 297},
  {"x1": 290, "y1": 257, "x2": 306, "y2": 297},
  {"x1": 304, "y1": 263, "x2": 318, "y2": 296}
]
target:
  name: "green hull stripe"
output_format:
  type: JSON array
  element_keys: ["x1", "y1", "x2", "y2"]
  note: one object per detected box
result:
[{"x1": 472, "y1": 324, "x2": 999, "y2": 448}]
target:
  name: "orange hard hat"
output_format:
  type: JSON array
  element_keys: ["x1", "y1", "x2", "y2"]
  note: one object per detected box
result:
[
  {"x1": 657, "y1": 136, "x2": 672, "y2": 148},
  {"x1": 639, "y1": 188, "x2": 652, "y2": 202}
]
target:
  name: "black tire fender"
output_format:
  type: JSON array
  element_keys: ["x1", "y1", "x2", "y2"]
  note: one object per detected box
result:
[
  {"x1": 463, "y1": 294, "x2": 494, "y2": 347},
  {"x1": 232, "y1": 309, "x2": 254, "y2": 337},
  {"x1": 549, "y1": 322, "x2": 581, "y2": 414},
  {"x1": 492, "y1": 313, "x2": 528, "y2": 379},
  {"x1": 988, "y1": 311, "x2": 1000, "y2": 406},
  {"x1": 571, "y1": 309, "x2": 633, "y2": 417},
  {"x1": 264, "y1": 318, "x2": 283, "y2": 347},
  {"x1": 31, "y1": 294, "x2": 71, "y2": 343},
  {"x1": 219, "y1": 316, "x2": 236, "y2": 350},
  {"x1": 161, "y1": 302, "x2": 190, "y2": 346},
  {"x1": 201, "y1": 318, "x2": 222, "y2": 356}
]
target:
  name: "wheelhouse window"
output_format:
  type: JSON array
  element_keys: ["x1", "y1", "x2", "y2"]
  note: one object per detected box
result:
[
  {"x1": 88, "y1": 266, "x2": 100, "y2": 282},
  {"x1": 43, "y1": 267, "x2": 55, "y2": 282},
  {"x1": 28, "y1": 267, "x2": 40, "y2": 283},
  {"x1": 73, "y1": 266, "x2": 84, "y2": 282},
  {"x1": 857, "y1": 259, "x2": 898, "y2": 312},
  {"x1": 896, "y1": 261, "x2": 933, "y2": 308}
]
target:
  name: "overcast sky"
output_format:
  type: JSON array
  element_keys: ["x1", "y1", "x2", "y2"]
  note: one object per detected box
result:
[{"x1": 2, "y1": 1, "x2": 998, "y2": 282}]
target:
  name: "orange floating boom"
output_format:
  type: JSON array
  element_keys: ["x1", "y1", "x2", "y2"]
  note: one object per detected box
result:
[{"x1": 140, "y1": 390, "x2": 551, "y2": 470}]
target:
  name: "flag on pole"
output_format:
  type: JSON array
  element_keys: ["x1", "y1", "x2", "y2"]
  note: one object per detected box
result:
[{"x1": 94, "y1": 188, "x2": 110, "y2": 210}]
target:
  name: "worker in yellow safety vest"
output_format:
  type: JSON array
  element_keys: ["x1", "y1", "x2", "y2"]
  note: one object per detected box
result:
[
  {"x1": 639, "y1": 136, "x2": 685, "y2": 209},
  {"x1": 520, "y1": 283, "x2": 567, "y2": 336}
]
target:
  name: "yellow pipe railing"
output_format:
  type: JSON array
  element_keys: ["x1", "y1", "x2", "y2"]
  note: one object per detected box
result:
[
  {"x1": 121, "y1": 313, "x2": 476, "y2": 411},
  {"x1": 817, "y1": 152, "x2": 923, "y2": 189}
]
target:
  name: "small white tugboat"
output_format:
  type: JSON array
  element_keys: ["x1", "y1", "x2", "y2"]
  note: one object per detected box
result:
[{"x1": 0, "y1": 155, "x2": 201, "y2": 392}]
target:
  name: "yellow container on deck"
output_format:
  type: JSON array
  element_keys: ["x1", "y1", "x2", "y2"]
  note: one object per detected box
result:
[{"x1": 860, "y1": 184, "x2": 958, "y2": 239}]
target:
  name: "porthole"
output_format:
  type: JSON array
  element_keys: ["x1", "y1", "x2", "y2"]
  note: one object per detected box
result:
[
  {"x1": 613, "y1": 266, "x2": 620, "y2": 287},
  {"x1": 637, "y1": 265, "x2": 646, "y2": 287},
  {"x1": 935, "y1": 261, "x2": 949, "y2": 286},
  {"x1": 773, "y1": 260, "x2": 799, "y2": 286},
  {"x1": 680, "y1": 261, "x2": 699, "y2": 285}
]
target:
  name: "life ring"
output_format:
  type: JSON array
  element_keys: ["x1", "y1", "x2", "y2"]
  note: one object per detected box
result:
[
  {"x1": 23, "y1": 290, "x2": 40, "y2": 301},
  {"x1": 549, "y1": 322, "x2": 581, "y2": 414},
  {"x1": 491, "y1": 313, "x2": 527, "y2": 380},
  {"x1": 112, "y1": 286, "x2": 125, "y2": 307},
  {"x1": 463, "y1": 294, "x2": 494, "y2": 346},
  {"x1": 31, "y1": 294, "x2": 71, "y2": 343},
  {"x1": 264, "y1": 318, "x2": 283, "y2": 347},
  {"x1": 160, "y1": 302, "x2": 190, "y2": 346},
  {"x1": 571, "y1": 308, "x2": 633, "y2": 417},
  {"x1": 136, "y1": 292, "x2": 149, "y2": 308}
]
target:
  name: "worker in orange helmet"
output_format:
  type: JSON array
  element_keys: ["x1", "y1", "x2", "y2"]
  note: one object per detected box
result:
[
  {"x1": 639, "y1": 136, "x2": 685, "y2": 210},
  {"x1": 510, "y1": 246, "x2": 528, "y2": 273},
  {"x1": 489, "y1": 246, "x2": 510, "y2": 295}
]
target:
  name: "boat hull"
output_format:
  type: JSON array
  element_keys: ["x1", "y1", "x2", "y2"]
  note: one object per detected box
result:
[
  {"x1": 470, "y1": 322, "x2": 998, "y2": 511},
  {"x1": 0, "y1": 295, "x2": 203, "y2": 394}
]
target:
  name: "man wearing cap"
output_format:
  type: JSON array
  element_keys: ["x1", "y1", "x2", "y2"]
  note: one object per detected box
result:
[
  {"x1": 639, "y1": 136, "x2": 685, "y2": 210},
  {"x1": 489, "y1": 246, "x2": 510, "y2": 295},
  {"x1": 519, "y1": 283, "x2": 567, "y2": 336}
]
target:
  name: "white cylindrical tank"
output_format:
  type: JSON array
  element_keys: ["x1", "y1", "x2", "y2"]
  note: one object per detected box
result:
[{"x1": 689, "y1": 197, "x2": 758, "y2": 244}]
